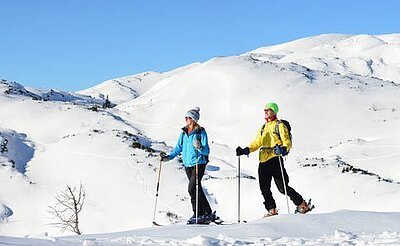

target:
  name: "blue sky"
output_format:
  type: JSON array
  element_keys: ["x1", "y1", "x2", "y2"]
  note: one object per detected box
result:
[{"x1": 1, "y1": 0, "x2": 399, "y2": 91}]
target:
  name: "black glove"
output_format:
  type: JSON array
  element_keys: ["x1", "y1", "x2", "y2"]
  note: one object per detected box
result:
[
  {"x1": 160, "y1": 152, "x2": 171, "y2": 162},
  {"x1": 273, "y1": 145, "x2": 288, "y2": 156},
  {"x1": 236, "y1": 146, "x2": 250, "y2": 156}
]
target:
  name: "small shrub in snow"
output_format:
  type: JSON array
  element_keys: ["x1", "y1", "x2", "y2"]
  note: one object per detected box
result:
[{"x1": 48, "y1": 183, "x2": 86, "y2": 235}]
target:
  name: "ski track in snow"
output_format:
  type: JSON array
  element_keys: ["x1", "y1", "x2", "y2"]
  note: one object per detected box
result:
[
  {"x1": 30, "y1": 132, "x2": 220, "y2": 224},
  {"x1": 22, "y1": 129, "x2": 181, "y2": 217},
  {"x1": 32, "y1": 139, "x2": 128, "y2": 161},
  {"x1": 126, "y1": 159, "x2": 151, "y2": 200}
]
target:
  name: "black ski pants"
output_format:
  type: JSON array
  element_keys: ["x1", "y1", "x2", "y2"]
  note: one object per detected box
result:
[
  {"x1": 258, "y1": 156, "x2": 304, "y2": 211},
  {"x1": 185, "y1": 164, "x2": 212, "y2": 216}
]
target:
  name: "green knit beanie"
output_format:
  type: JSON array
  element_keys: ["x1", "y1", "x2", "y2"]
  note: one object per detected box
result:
[{"x1": 264, "y1": 102, "x2": 279, "y2": 114}]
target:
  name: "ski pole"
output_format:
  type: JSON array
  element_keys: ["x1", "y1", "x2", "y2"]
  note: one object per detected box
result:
[
  {"x1": 152, "y1": 160, "x2": 163, "y2": 225},
  {"x1": 277, "y1": 154, "x2": 290, "y2": 214},
  {"x1": 237, "y1": 156, "x2": 241, "y2": 223},
  {"x1": 195, "y1": 161, "x2": 199, "y2": 224}
]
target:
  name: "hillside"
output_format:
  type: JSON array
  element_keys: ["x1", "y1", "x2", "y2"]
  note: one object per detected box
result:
[{"x1": 1, "y1": 34, "x2": 400, "y2": 244}]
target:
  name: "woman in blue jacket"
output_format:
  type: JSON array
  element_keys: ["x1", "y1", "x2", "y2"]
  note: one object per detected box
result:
[{"x1": 161, "y1": 107, "x2": 217, "y2": 224}]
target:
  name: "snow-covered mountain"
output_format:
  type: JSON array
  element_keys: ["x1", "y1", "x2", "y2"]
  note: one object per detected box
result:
[
  {"x1": 249, "y1": 34, "x2": 400, "y2": 85},
  {"x1": 78, "y1": 63, "x2": 200, "y2": 105},
  {"x1": 1, "y1": 79, "x2": 107, "y2": 105},
  {"x1": 1, "y1": 34, "x2": 400, "y2": 245}
]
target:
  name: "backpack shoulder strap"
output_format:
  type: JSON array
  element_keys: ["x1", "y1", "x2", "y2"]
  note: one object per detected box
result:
[
  {"x1": 179, "y1": 130, "x2": 185, "y2": 146},
  {"x1": 196, "y1": 127, "x2": 209, "y2": 163},
  {"x1": 181, "y1": 127, "x2": 204, "y2": 145},
  {"x1": 274, "y1": 120, "x2": 282, "y2": 140},
  {"x1": 259, "y1": 123, "x2": 266, "y2": 136},
  {"x1": 196, "y1": 127, "x2": 205, "y2": 140}
]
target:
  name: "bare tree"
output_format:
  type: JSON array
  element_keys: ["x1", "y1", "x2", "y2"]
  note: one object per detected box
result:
[{"x1": 48, "y1": 183, "x2": 86, "y2": 235}]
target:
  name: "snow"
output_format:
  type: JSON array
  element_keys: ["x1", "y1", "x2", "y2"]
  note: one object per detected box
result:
[
  {"x1": 1, "y1": 34, "x2": 400, "y2": 245},
  {"x1": 1, "y1": 211, "x2": 400, "y2": 245},
  {"x1": 78, "y1": 63, "x2": 200, "y2": 105},
  {"x1": 0, "y1": 129, "x2": 34, "y2": 174},
  {"x1": 249, "y1": 34, "x2": 400, "y2": 85},
  {"x1": 0, "y1": 204, "x2": 13, "y2": 221}
]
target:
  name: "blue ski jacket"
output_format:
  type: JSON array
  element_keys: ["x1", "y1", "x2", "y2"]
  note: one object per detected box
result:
[{"x1": 169, "y1": 126, "x2": 210, "y2": 167}]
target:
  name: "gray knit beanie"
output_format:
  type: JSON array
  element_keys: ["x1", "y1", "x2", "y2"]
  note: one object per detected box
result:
[{"x1": 185, "y1": 106, "x2": 200, "y2": 122}]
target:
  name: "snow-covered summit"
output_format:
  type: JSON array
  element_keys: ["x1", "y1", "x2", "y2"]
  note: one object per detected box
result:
[
  {"x1": 248, "y1": 34, "x2": 400, "y2": 84},
  {"x1": 1, "y1": 79, "x2": 42, "y2": 100},
  {"x1": 79, "y1": 63, "x2": 200, "y2": 105}
]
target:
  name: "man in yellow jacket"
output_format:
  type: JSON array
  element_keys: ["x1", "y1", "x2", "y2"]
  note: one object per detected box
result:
[{"x1": 236, "y1": 102, "x2": 310, "y2": 217}]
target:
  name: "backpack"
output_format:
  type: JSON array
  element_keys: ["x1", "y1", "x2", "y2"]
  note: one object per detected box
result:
[{"x1": 260, "y1": 119, "x2": 292, "y2": 142}]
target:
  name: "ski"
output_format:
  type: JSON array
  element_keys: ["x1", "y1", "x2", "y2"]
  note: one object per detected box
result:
[
  {"x1": 153, "y1": 219, "x2": 236, "y2": 226},
  {"x1": 213, "y1": 221, "x2": 238, "y2": 225},
  {"x1": 152, "y1": 221, "x2": 163, "y2": 226},
  {"x1": 263, "y1": 214, "x2": 278, "y2": 219},
  {"x1": 187, "y1": 222, "x2": 235, "y2": 226},
  {"x1": 152, "y1": 221, "x2": 187, "y2": 226},
  {"x1": 214, "y1": 219, "x2": 247, "y2": 225},
  {"x1": 153, "y1": 220, "x2": 245, "y2": 226}
]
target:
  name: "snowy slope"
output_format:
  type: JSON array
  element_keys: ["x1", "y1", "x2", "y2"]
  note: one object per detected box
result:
[
  {"x1": 1, "y1": 34, "x2": 400, "y2": 245},
  {"x1": 114, "y1": 52, "x2": 400, "y2": 217},
  {"x1": 78, "y1": 63, "x2": 200, "y2": 105},
  {"x1": 0, "y1": 128, "x2": 34, "y2": 174},
  {"x1": 1, "y1": 211, "x2": 400, "y2": 245},
  {"x1": 0, "y1": 80, "x2": 187, "y2": 236}
]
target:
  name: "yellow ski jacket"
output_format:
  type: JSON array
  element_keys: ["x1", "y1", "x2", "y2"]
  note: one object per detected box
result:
[{"x1": 248, "y1": 119, "x2": 292, "y2": 163}]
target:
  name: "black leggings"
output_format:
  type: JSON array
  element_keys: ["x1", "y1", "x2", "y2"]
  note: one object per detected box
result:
[
  {"x1": 185, "y1": 164, "x2": 212, "y2": 216},
  {"x1": 258, "y1": 157, "x2": 304, "y2": 210}
]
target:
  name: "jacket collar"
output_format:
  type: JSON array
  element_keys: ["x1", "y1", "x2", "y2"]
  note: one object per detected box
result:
[
  {"x1": 182, "y1": 125, "x2": 201, "y2": 135},
  {"x1": 265, "y1": 116, "x2": 277, "y2": 122}
]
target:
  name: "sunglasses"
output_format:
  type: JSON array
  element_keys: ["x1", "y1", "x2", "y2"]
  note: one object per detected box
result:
[{"x1": 185, "y1": 116, "x2": 193, "y2": 120}]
